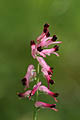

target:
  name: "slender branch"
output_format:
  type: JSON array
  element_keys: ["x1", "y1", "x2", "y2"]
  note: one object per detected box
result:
[{"x1": 33, "y1": 64, "x2": 40, "y2": 120}]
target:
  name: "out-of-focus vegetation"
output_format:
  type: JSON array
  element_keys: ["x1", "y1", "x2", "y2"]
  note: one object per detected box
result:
[{"x1": 0, "y1": 0, "x2": 80, "y2": 120}]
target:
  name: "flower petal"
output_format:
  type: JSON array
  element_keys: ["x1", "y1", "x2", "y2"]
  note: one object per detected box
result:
[
  {"x1": 17, "y1": 90, "x2": 31, "y2": 98},
  {"x1": 30, "y1": 40, "x2": 37, "y2": 59},
  {"x1": 29, "y1": 82, "x2": 41, "y2": 98},
  {"x1": 39, "y1": 85, "x2": 59, "y2": 102},
  {"x1": 21, "y1": 65, "x2": 36, "y2": 89},
  {"x1": 35, "y1": 101, "x2": 58, "y2": 111}
]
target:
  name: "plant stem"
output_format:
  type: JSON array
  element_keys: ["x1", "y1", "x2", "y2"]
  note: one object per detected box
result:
[{"x1": 33, "y1": 64, "x2": 40, "y2": 120}]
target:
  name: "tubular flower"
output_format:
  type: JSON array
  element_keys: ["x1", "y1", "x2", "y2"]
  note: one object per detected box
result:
[
  {"x1": 35, "y1": 101, "x2": 58, "y2": 111},
  {"x1": 44, "y1": 39, "x2": 62, "y2": 48},
  {"x1": 17, "y1": 90, "x2": 31, "y2": 98},
  {"x1": 37, "y1": 35, "x2": 62, "y2": 48},
  {"x1": 39, "y1": 85, "x2": 59, "y2": 102},
  {"x1": 30, "y1": 82, "x2": 41, "y2": 96},
  {"x1": 41, "y1": 67, "x2": 54, "y2": 89},
  {"x1": 36, "y1": 56, "x2": 54, "y2": 88},
  {"x1": 36, "y1": 56, "x2": 53, "y2": 74},
  {"x1": 37, "y1": 45, "x2": 59, "y2": 57},
  {"x1": 37, "y1": 23, "x2": 50, "y2": 42},
  {"x1": 21, "y1": 64, "x2": 36, "y2": 89},
  {"x1": 30, "y1": 40, "x2": 37, "y2": 59},
  {"x1": 18, "y1": 82, "x2": 41, "y2": 99}
]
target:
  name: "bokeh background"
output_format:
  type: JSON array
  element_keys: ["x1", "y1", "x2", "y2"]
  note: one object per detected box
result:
[{"x1": 0, "y1": 0, "x2": 80, "y2": 120}]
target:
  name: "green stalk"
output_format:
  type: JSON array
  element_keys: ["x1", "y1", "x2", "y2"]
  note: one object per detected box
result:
[{"x1": 33, "y1": 64, "x2": 40, "y2": 120}]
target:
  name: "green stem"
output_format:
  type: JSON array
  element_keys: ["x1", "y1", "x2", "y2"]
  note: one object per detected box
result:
[{"x1": 33, "y1": 64, "x2": 40, "y2": 120}]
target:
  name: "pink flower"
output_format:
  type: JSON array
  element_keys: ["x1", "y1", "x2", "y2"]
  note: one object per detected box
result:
[
  {"x1": 30, "y1": 40, "x2": 37, "y2": 59},
  {"x1": 37, "y1": 23, "x2": 50, "y2": 42},
  {"x1": 36, "y1": 56, "x2": 54, "y2": 88},
  {"x1": 17, "y1": 82, "x2": 41, "y2": 99},
  {"x1": 37, "y1": 34, "x2": 62, "y2": 48},
  {"x1": 37, "y1": 45, "x2": 60, "y2": 57},
  {"x1": 36, "y1": 56, "x2": 53, "y2": 74},
  {"x1": 44, "y1": 40, "x2": 62, "y2": 47},
  {"x1": 29, "y1": 82, "x2": 41, "y2": 99},
  {"x1": 35, "y1": 101, "x2": 58, "y2": 111},
  {"x1": 21, "y1": 64, "x2": 36, "y2": 89},
  {"x1": 39, "y1": 85, "x2": 59, "y2": 102},
  {"x1": 41, "y1": 68, "x2": 54, "y2": 89},
  {"x1": 30, "y1": 24, "x2": 62, "y2": 59},
  {"x1": 37, "y1": 32, "x2": 46, "y2": 42},
  {"x1": 17, "y1": 90, "x2": 31, "y2": 98}
]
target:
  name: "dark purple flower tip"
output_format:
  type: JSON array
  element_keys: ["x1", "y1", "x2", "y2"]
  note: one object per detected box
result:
[
  {"x1": 44, "y1": 23, "x2": 50, "y2": 28},
  {"x1": 49, "y1": 80, "x2": 54, "y2": 85},
  {"x1": 17, "y1": 93, "x2": 24, "y2": 97},
  {"x1": 50, "y1": 67, "x2": 53, "y2": 74},
  {"x1": 29, "y1": 92, "x2": 31, "y2": 97},
  {"x1": 48, "y1": 71, "x2": 52, "y2": 75},
  {"x1": 50, "y1": 67, "x2": 54, "y2": 70},
  {"x1": 51, "y1": 35, "x2": 57, "y2": 41},
  {"x1": 43, "y1": 28, "x2": 47, "y2": 33},
  {"x1": 37, "y1": 46, "x2": 43, "y2": 52},
  {"x1": 50, "y1": 104, "x2": 56, "y2": 108},
  {"x1": 21, "y1": 78, "x2": 26, "y2": 86},
  {"x1": 54, "y1": 45, "x2": 59, "y2": 51},
  {"x1": 53, "y1": 93, "x2": 59, "y2": 97},
  {"x1": 46, "y1": 32, "x2": 50, "y2": 37},
  {"x1": 30, "y1": 40, "x2": 35, "y2": 46}
]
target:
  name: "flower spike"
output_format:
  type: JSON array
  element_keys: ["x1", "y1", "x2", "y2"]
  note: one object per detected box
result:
[{"x1": 18, "y1": 23, "x2": 62, "y2": 118}]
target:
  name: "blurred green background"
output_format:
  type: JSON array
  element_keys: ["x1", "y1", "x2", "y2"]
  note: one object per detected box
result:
[{"x1": 0, "y1": 0, "x2": 80, "y2": 120}]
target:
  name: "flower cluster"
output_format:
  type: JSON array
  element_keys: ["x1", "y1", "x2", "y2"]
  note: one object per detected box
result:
[{"x1": 17, "y1": 23, "x2": 62, "y2": 111}]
